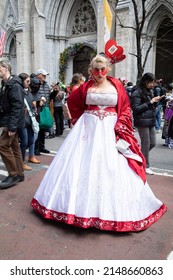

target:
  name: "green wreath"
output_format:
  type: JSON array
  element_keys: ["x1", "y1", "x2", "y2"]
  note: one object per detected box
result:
[{"x1": 59, "y1": 43, "x2": 83, "y2": 84}]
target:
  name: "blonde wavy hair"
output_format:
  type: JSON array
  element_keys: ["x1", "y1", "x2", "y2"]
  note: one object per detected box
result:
[{"x1": 88, "y1": 55, "x2": 111, "y2": 77}]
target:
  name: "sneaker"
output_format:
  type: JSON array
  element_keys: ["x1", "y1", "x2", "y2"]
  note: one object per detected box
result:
[{"x1": 146, "y1": 168, "x2": 154, "y2": 175}]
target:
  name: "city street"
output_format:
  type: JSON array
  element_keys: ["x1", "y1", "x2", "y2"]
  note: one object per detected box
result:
[{"x1": 0, "y1": 127, "x2": 172, "y2": 260}]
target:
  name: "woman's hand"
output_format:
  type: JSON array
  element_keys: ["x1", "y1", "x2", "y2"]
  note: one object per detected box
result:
[
  {"x1": 8, "y1": 131, "x2": 16, "y2": 136},
  {"x1": 39, "y1": 96, "x2": 46, "y2": 106},
  {"x1": 150, "y1": 95, "x2": 164, "y2": 104},
  {"x1": 40, "y1": 96, "x2": 46, "y2": 102},
  {"x1": 33, "y1": 101, "x2": 36, "y2": 107}
]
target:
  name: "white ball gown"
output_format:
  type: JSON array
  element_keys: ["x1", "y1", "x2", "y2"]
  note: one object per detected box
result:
[{"x1": 31, "y1": 90, "x2": 166, "y2": 232}]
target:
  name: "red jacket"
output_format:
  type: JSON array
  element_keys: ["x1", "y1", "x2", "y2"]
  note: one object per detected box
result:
[{"x1": 67, "y1": 76, "x2": 146, "y2": 183}]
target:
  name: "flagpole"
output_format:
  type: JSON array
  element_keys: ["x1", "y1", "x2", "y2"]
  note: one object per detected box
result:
[{"x1": 0, "y1": 23, "x2": 21, "y2": 45}]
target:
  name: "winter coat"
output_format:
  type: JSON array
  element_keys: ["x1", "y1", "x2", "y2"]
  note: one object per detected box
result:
[
  {"x1": 34, "y1": 81, "x2": 51, "y2": 118},
  {"x1": 24, "y1": 90, "x2": 35, "y2": 128},
  {"x1": 130, "y1": 87, "x2": 156, "y2": 128},
  {"x1": 0, "y1": 75, "x2": 25, "y2": 131}
]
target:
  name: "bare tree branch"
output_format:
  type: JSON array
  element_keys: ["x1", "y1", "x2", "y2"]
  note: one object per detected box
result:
[{"x1": 116, "y1": 0, "x2": 173, "y2": 81}]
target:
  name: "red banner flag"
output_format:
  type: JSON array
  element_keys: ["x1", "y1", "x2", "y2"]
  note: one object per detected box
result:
[{"x1": 0, "y1": 27, "x2": 6, "y2": 57}]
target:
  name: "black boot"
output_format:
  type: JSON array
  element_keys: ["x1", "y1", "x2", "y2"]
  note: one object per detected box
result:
[{"x1": 40, "y1": 148, "x2": 50, "y2": 153}]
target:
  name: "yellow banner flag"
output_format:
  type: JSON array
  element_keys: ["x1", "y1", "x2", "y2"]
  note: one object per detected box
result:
[{"x1": 104, "y1": 0, "x2": 113, "y2": 43}]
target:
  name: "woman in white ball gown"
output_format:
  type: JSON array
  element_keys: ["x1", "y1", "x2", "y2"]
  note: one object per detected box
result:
[{"x1": 31, "y1": 55, "x2": 167, "y2": 232}]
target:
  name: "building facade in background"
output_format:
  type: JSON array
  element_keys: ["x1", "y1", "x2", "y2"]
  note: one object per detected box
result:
[{"x1": 0, "y1": 0, "x2": 173, "y2": 85}]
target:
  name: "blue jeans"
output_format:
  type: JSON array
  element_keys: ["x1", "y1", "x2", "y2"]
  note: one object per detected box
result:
[
  {"x1": 18, "y1": 127, "x2": 34, "y2": 161},
  {"x1": 155, "y1": 104, "x2": 162, "y2": 130},
  {"x1": 28, "y1": 132, "x2": 38, "y2": 156}
]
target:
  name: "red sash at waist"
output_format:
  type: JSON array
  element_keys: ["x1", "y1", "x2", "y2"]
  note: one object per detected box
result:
[
  {"x1": 85, "y1": 106, "x2": 117, "y2": 120},
  {"x1": 86, "y1": 105, "x2": 116, "y2": 112}
]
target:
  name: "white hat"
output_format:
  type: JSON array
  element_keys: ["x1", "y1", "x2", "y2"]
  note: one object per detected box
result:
[{"x1": 36, "y1": 68, "x2": 49, "y2": 75}]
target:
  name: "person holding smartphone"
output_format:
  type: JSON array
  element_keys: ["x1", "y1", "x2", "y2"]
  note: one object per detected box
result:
[{"x1": 131, "y1": 73, "x2": 164, "y2": 175}]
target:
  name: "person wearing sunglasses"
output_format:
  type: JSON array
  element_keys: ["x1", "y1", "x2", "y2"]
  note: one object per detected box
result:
[
  {"x1": 18, "y1": 73, "x2": 41, "y2": 171},
  {"x1": 31, "y1": 55, "x2": 166, "y2": 232}
]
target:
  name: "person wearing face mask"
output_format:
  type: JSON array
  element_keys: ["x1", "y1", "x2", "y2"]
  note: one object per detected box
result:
[
  {"x1": 31, "y1": 55, "x2": 166, "y2": 233},
  {"x1": 34, "y1": 69, "x2": 51, "y2": 155},
  {"x1": 17, "y1": 73, "x2": 34, "y2": 171},
  {"x1": 17, "y1": 73, "x2": 41, "y2": 171},
  {"x1": 130, "y1": 73, "x2": 164, "y2": 175}
]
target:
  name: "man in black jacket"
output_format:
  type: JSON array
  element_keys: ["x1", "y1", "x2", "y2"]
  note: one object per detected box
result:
[{"x1": 0, "y1": 59, "x2": 25, "y2": 189}]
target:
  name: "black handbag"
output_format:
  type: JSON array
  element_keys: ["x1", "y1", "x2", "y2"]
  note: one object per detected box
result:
[{"x1": 24, "y1": 108, "x2": 31, "y2": 127}]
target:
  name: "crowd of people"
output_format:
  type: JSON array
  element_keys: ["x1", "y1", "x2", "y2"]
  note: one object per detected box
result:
[
  {"x1": 0, "y1": 60, "x2": 86, "y2": 189},
  {"x1": 0, "y1": 55, "x2": 170, "y2": 233}
]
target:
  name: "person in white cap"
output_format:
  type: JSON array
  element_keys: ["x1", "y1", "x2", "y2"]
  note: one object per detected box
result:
[
  {"x1": 36, "y1": 69, "x2": 49, "y2": 76},
  {"x1": 34, "y1": 68, "x2": 51, "y2": 155}
]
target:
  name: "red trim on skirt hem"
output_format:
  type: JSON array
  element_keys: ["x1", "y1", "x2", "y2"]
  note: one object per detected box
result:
[{"x1": 31, "y1": 198, "x2": 167, "y2": 232}]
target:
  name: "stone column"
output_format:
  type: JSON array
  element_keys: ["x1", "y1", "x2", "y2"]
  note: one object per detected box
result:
[
  {"x1": 32, "y1": 10, "x2": 46, "y2": 71},
  {"x1": 96, "y1": 0, "x2": 105, "y2": 54},
  {"x1": 15, "y1": 0, "x2": 32, "y2": 74}
]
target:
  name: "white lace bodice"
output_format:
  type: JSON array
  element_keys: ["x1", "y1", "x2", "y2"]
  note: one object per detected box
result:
[{"x1": 86, "y1": 92, "x2": 118, "y2": 107}]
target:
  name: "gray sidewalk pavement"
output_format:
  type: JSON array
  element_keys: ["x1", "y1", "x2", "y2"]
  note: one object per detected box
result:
[{"x1": 0, "y1": 128, "x2": 172, "y2": 260}]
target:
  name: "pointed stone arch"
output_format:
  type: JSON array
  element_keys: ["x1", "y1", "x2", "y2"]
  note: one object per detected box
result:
[
  {"x1": 73, "y1": 45, "x2": 96, "y2": 79},
  {"x1": 58, "y1": 43, "x2": 96, "y2": 83},
  {"x1": 43, "y1": 0, "x2": 97, "y2": 83},
  {"x1": 155, "y1": 17, "x2": 173, "y2": 83},
  {"x1": 2, "y1": 27, "x2": 17, "y2": 73},
  {"x1": 144, "y1": 2, "x2": 173, "y2": 83},
  {"x1": 69, "y1": 0, "x2": 97, "y2": 36},
  {"x1": 0, "y1": 0, "x2": 18, "y2": 71}
]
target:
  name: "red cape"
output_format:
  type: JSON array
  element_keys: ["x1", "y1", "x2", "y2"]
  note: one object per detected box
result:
[{"x1": 67, "y1": 77, "x2": 146, "y2": 183}]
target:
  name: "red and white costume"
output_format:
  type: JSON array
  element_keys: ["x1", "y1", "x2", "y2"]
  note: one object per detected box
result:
[{"x1": 31, "y1": 77, "x2": 166, "y2": 232}]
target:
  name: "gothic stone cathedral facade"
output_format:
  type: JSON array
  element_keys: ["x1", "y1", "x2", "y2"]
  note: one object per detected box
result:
[{"x1": 1, "y1": 0, "x2": 173, "y2": 85}]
